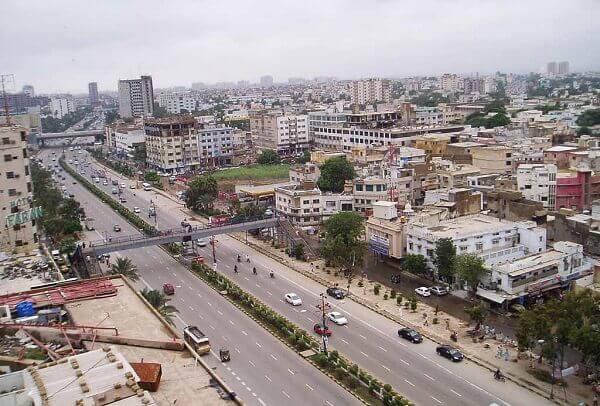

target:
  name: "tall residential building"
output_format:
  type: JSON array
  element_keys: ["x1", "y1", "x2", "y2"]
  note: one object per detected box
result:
[
  {"x1": 250, "y1": 110, "x2": 309, "y2": 154},
  {"x1": 516, "y1": 163, "x2": 557, "y2": 210},
  {"x1": 348, "y1": 79, "x2": 391, "y2": 105},
  {"x1": 118, "y1": 75, "x2": 154, "y2": 118},
  {"x1": 440, "y1": 74, "x2": 459, "y2": 92},
  {"x1": 22, "y1": 85, "x2": 34, "y2": 97},
  {"x1": 547, "y1": 61, "x2": 558, "y2": 75},
  {"x1": 88, "y1": 82, "x2": 99, "y2": 106},
  {"x1": 144, "y1": 116, "x2": 199, "y2": 173},
  {"x1": 260, "y1": 75, "x2": 274, "y2": 87},
  {"x1": 0, "y1": 125, "x2": 37, "y2": 254},
  {"x1": 558, "y1": 61, "x2": 570, "y2": 75},
  {"x1": 157, "y1": 92, "x2": 196, "y2": 114},
  {"x1": 49, "y1": 97, "x2": 74, "y2": 119}
]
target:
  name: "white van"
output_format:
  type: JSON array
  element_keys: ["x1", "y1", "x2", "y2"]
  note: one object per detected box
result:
[{"x1": 142, "y1": 182, "x2": 152, "y2": 191}]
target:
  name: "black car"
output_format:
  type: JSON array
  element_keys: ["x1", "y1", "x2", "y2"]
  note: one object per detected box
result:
[
  {"x1": 436, "y1": 345, "x2": 464, "y2": 362},
  {"x1": 326, "y1": 287, "x2": 345, "y2": 299},
  {"x1": 398, "y1": 328, "x2": 423, "y2": 343}
]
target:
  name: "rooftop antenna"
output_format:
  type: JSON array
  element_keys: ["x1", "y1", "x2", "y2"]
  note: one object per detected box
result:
[{"x1": 1, "y1": 74, "x2": 15, "y2": 125}]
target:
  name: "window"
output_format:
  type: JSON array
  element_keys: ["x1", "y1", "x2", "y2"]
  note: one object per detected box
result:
[
  {"x1": 355, "y1": 184, "x2": 363, "y2": 191},
  {"x1": 312, "y1": 199, "x2": 319, "y2": 203},
  {"x1": 303, "y1": 200, "x2": 309, "y2": 204},
  {"x1": 6, "y1": 171, "x2": 14, "y2": 179},
  {"x1": 2, "y1": 137, "x2": 9, "y2": 144},
  {"x1": 4, "y1": 154, "x2": 12, "y2": 162},
  {"x1": 8, "y1": 189, "x2": 17, "y2": 196},
  {"x1": 365, "y1": 184, "x2": 374, "y2": 192},
  {"x1": 475, "y1": 243, "x2": 483, "y2": 251}
]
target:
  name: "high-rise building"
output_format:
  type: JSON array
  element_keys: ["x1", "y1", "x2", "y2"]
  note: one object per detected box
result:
[
  {"x1": 88, "y1": 82, "x2": 99, "y2": 106},
  {"x1": 348, "y1": 79, "x2": 391, "y2": 105},
  {"x1": 547, "y1": 61, "x2": 558, "y2": 75},
  {"x1": 558, "y1": 61, "x2": 570, "y2": 75},
  {"x1": 440, "y1": 74, "x2": 458, "y2": 92},
  {"x1": 260, "y1": 75, "x2": 274, "y2": 87},
  {"x1": 0, "y1": 125, "x2": 38, "y2": 254},
  {"x1": 22, "y1": 85, "x2": 34, "y2": 97},
  {"x1": 49, "y1": 97, "x2": 75, "y2": 119},
  {"x1": 118, "y1": 75, "x2": 154, "y2": 118},
  {"x1": 157, "y1": 92, "x2": 196, "y2": 114},
  {"x1": 250, "y1": 110, "x2": 309, "y2": 154}
]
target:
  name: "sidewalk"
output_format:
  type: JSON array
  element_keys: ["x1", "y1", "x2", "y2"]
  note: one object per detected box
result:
[{"x1": 236, "y1": 233, "x2": 595, "y2": 406}]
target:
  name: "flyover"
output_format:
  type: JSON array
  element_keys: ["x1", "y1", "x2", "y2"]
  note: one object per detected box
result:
[
  {"x1": 37, "y1": 129, "x2": 104, "y2": 146},
  {"x1": 87, "y1": 217, "x2": 279, "y2": 255}
]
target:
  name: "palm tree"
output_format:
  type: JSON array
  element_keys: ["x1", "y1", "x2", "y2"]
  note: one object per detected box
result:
[
  {"x1": 109, "y1": 257, "x2": 139, "y2": 282},
  {"x1": 140, "y1": 288, "x2": 179, "y2": 325}
]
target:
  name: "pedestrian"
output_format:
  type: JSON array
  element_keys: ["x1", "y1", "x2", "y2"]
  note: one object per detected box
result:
[
  {"x1": 310, "y1": 263, "x2": 315, "y2": 273},
  {"x1": 504, "y1": 347, "x2": 510, "y2": 361},
  {"x1": 435, "y1": 305, "x2": 439, "y2": 315},
  {"x1": 496, "y1": 346, "x2": 503, "y2": 359},
  {"x1": 445, "y1": 318, "x2": 450, "y2": 331},
  {"x1": 593, "y1": 393, "x2": 598, "y2": 406},
  {"x1": 424, "y1": 316, "x2": 429, "y2": 326}
]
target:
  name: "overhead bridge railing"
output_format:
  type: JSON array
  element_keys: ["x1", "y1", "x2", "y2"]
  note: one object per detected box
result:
[{"x1": 88, "y1": 216, "x2": 279, "y2": 255}]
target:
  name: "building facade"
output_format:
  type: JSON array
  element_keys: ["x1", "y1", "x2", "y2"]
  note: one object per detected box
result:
[
  {"x1": 144, "y1": 117, "x2": 199, "y2": 173},
  {"x1": 516, "y1": 164, "x2": 557, "y2": 210},
  {"x1": 158, "y1": 92, "x2": 196, "y2": 114},
  {"x1": 471, "y1": 146, "x2": 514, "y2": 175},
  {"x1": 250, "y1": 110, "x2": 309, "y2": 154},
  {"x1": 118, "y1": 75, "x2": 154, "y2": 118},
  {"x1": 197, "y1": 125, "x2": 234, "y2": 166},
  {"x1": 88, "y1": 82, "x2": 99, "y2": 106},
  {"x1": 0, "y1": 125, "x2": 37, "y2": 254},
  {"x1": 348, "y1": 79, "x2": 391, "y2": 105},
  {"x1": 49, "y1": 97, "x2": 74, "y2": 119}
]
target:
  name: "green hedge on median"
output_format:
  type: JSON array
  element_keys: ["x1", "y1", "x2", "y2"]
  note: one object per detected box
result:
[
  {"x1": 190, "y1": 262, "x2": 413, "y2": 406},
  {"x1": 60, "y1": 158, "x2": 156, "y2": 236}
]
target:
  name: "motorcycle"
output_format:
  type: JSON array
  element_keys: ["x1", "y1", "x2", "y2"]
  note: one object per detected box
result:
[
  {"x1": 269, "y1": 271, "x2": 274, "y2": 278},
  {"x1": 494, "y1": 372, "x2": 506, "y2": 382},
  {"x1": 253, "y1": 267, "x2": 257, "y2": 275}
]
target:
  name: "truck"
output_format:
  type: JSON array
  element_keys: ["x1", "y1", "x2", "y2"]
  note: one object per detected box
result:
[
  {"x1": 84, "y1": 218, "x2": 95, "y2": 231},
  {"x1": 208, "y1": 214, "x2": 231, "y2": 227},
  {"x1": 183, "y1": 326, "x2": 211, "y2": 355}
]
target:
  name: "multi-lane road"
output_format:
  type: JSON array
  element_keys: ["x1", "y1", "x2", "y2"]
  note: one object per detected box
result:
[
  {"x1": 39, "y1": 149, "x2": 359, "y2": 406},
  {"x1": 45, "y1": 147, "x2": 554, "y2": 406}
]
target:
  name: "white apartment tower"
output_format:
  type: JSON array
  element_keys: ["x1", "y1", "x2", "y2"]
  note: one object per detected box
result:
[
  {"x1": 440, "y1": 74, "x2": 459, "y2": 92},
  {"x1": 157, "y1": 92, "x2": 196, "y2": 114},
  {"x1": 118, "y1": 75, "x2": 154, "y2": 118},
  {"x1": 516, "y1": 163, "x2": 557, "y2": 210},
  {"x1": 349, "y1": 79, "x2": 391, "y2": 105},
  {"x1": 0, "y1": 125, "x2": 37, "y2": 254},
  {"x1": 250, "y1": 110, "x2": 309, "y2": 154},
  {"x1": 49, "y1": 97, "x2": 74, "y2": 119}
]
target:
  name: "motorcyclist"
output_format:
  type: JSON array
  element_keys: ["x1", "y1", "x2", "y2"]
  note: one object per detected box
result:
[
  {"x1": 234, "y1": 264, "x2": 238, "y2": 273},
  {"x1": 494, "y1": 368, "x2": 504, "y2": 380},
  {"x1": 269, "y1": 270, "x2": 274, "y2": 278},
  {"x1": 245, "y1": 254, "x2": 250, "y2": 262},
  {"x1": 253, "y1": 267, "x2": 257, "y2": 275},
  {"x1": 237, "y1": 254, "x2": 241, "y2": 262}
]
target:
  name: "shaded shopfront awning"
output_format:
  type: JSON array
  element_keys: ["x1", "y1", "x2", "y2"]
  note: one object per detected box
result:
[{"x1": 476, "y1": 288, "x2": 508, "y2": 304}]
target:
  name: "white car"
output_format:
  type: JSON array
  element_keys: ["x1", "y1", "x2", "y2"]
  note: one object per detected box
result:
[
  {"x1": 120, "y1": 183, "x2": 126, "y2": 188},
  {"x1": 196, "y1": 238, "x2": 209, "y2": 247},
  {"x1": 94, "y1": 178, "x2": 100, "y2": 183},
  {"x1": 415, "y1": 287, "x2": 431, "y2": 297},
  {"x1": 285, "y1": 293, "x2": 302, "y2": 306},
  {"x1": 102, "y1": 181, "x2": 108, "y2": 186},
  {"x1": 327, "y1": 311, "x2": 348, "y2": 326},
  {"x1": 133, "y1": 207, "x2": 141, "y2": 213},
  {"x1": 129, "y1": 184, "x2": 135, "y2": 189}
]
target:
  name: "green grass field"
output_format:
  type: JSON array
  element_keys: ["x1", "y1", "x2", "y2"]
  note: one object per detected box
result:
[{"x1": 211, "y1": 164, "x2": 290, "y2": 182}]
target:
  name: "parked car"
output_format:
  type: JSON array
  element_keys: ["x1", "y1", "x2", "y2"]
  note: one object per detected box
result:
[
  {"x1": 430, "y1": 286, "x2": 449, "y2": 296},
  {"x1": 326, "y1": 287, "x2": 345, "y2": 299},
  {"x1": 119, "y1": 197, "x2": 126, "y2": 203},
  {"x1": 313, "y1": 323, "x2": 332, "y2": 337},
  {"x1": 129, "y1": 184, "x2": 135, "y2": 189},
  {"x1": 398, "y1": 327, "x2": 423, "y2": 343},
  {"x1": 112, "y1": 180, "x2": 118, "y2": 186},
  {"x1": 102, "y1": 180, "x2": 108, "y2": 186},
  {"x1": 133, "y1": 207, "x2": 141, "y2": 213},
  {"x1": 111, "y1": 188, "x2": 118, "y2": 194},
  {"x1": 284, "y1": 293, "x2": 302, "y2": 306},
  {"x1": 113, "y1": 224, "x2": 121, "y2": 232},
  {"x1": 436, "y1": 345, "x2": 464, "y2": 362},
  {"x1": 415, "y1": 287, "x2": 431, "y2": 297},
  {"x1": 327, "y1": 311, "x2": 348, "y2": 325}
]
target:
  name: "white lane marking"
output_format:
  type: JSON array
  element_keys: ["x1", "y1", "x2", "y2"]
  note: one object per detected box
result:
[
  {"x1": 430, "y1": 396, "x2": 442, "y2": 404},
  {"x1": 256, "y1": 284, "x2": 261, "y2": 288},
  {"x1": 423, "y1": 373, "x2": 435, "y2": 381},
  {"x1": 265, "y1": 375, "x2": 271, "y2": 382},
  {"x1": 229, "y1": 320, "x2": 235, "y2": 325},
  {"x1": 255, "y1": 342, "x2": 262, "y2": 348},
  {"x1": 360, "y1": 351, "x2": 369, "y2": 358},
  {"x1": 359, "y1": 334, "x2": 367, "y2": 340},
  {"x1": 381, "y1": 365, "x2": 390, "y2": 372},
  {"x1": 258, "y1": 398, "x2": 266, "y2": 406},
  {"x1": 378, "y1": 345, "x2": 387, "y2": 352},
  {"x1": 197, "y1": 293, "x2": 202, "y2": 298},
  {"x1": 244, "y1": 277, "x2": 249, "y2": 281},
  {"x1": 266, "y1": 291, "x2": 273, "y2": 296},
  {"x1": 270, "y1": 354, "x2": 278, "y2": 360},
  {"x1": 139, "y1": 277, "x2": 153, "y2": 290},
  {"x1": 326, "y1": 402, "x2": 334, "y2": 406},
  {"x1": 249, "y1": 360, "x2": 255, "y2": 367},
  {"x1": 222, "y1": 336, "x2": 228, "y2": 341},
  {"x1": 242, "y1": 330, "x2": 248, "y2": 336},
  {"x1": 450, "y1": 389, "x2": 462, "y2": 397},
  {"x1": 207, "y1": 302, "x2": 212, "y2": 307},
  {"x1": 288, "y1": 368, "x2": 295, "y2": 375},
  {"x1": 209, "y1": 325, "x2": 215, "y2": 330},
  {"x1": 400, "y1": 359, "x2": 410, "y2": 366},
  {"x1": 305, "y1": 317, "x2": 314, "y2": 322},
  {"x1": 340, "y1": 338, "x2": 349, "y2": 344},
  {"x1": 282, "y1": 390, "x2": 291, "y2": 399},
  {"x1": 174, "y1": 314, "x2": 186, "y2": 325},
  {"x1": 404, "y1": 379, "x2": 415, "y2": 387},
  {"x1": 217, "y1": 310, "x2": 223, "y2": 315},
  {"x1": 188, "y1": 306, "x2": 194, "y2": 311},
  {"x1": 305, "y1": 384, "x2": 314, "y2": 391},
  {"x1": 235, "y1": 348, "x2": 240, "y2": 354}
]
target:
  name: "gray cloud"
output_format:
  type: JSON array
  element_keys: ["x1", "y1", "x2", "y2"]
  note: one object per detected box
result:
[{"x1": 3, "y1": 0, "x2": 599, "y2": 93}]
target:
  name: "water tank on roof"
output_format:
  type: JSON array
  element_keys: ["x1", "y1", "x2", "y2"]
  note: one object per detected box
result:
[{"x1": 15, "y1": 301, "x2": 35, "y2": 318}]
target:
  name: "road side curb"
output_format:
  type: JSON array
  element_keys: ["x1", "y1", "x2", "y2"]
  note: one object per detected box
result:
[{"x1": 231, "y1": 234, "x2": 566, "y2": 406}]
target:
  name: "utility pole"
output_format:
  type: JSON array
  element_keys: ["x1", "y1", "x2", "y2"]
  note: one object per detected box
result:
[
  {"x1": 210, "y1": 235, "x2": 217, "y2": 264},
  {"x1": 320, "y1": 293, "x2": 328, "y2": 355}
]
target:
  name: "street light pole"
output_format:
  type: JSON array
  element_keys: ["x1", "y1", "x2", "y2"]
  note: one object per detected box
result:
[{"x1": 320, "y1": 293, "x2": 328, "y2": 355}]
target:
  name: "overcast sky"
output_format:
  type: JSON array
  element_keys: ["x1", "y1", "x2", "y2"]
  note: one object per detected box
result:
[{"x1": 3, "y1": 0, "x2": 599, "y2": 94}]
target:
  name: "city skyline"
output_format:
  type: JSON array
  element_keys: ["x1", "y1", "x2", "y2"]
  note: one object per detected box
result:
[{"x1": 3, "y1": 0, "x2": 600, "y2": 93}]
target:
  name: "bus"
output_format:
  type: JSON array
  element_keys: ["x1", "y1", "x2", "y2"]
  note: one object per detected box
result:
[{"x1": 183, "y1": 326, "x2": 211, "y2": 355}]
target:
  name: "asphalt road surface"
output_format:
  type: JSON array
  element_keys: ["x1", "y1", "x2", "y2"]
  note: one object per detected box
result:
[
  {"x1": 39, "y1": 149, "x2": 359, "y2": 406},
  {"x1": 53, "y1": 149, "x2": 554, "y2": 406}
]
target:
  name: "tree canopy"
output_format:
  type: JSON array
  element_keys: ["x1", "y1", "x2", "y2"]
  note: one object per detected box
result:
[
  {"x1": 298, "y1": 150, "x2": 311, "y2": 164},
  {"x1": 140, "y1": 288, "x2": 179, "y2": 325},
  {"x1": 109, "y1": 257, "x2": 139, "y2": 281},
  {"x1": 454, "y1": 253, "x2": 487, "y2": 297},
  {"x1": 317, "y1": 157, "x2": 356, "y2": 193},
  {"x1": 576, "y1": 109, "x2": 600, "y2": 127},
  {"x1": 257, "y1": 149, "x2": 281, "y2": 165},
  {"x1": 434, "y1": 238, "x2": 456, "y2": 282},
  {"x1": 186, "y1": 174, "x2": 218, "y2": 212},
  {"x1": 402, "y1": 254, "x2": 428, "y2": 275}
]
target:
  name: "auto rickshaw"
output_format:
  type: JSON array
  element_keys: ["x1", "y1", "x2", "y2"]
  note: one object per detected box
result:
[{"x1": 219, "y1": 348, "x2": 230, "y2": 362}]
